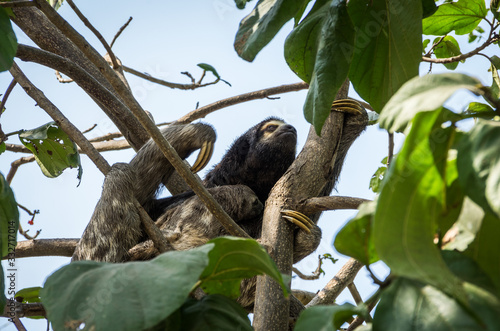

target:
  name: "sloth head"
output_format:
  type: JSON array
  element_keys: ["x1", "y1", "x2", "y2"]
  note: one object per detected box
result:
[{"x1": 204, "y1": 117, "x2": 297, "y2": 203}]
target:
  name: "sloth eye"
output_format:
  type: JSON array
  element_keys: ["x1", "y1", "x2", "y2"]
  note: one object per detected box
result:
[{"x1": 265, "y1": 125, "x2": 278, "y2": 132}]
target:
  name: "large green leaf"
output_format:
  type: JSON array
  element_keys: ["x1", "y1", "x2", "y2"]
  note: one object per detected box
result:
[
  {"x1": 432, "y1": 35, "x2": 462, "y2": 70},
  {"x1": 490, "y1": 56, "x2": 500, "y2": 100},
  {"x1": 464, "y1": 211, "x2": 500, "y2": 297},
  {"x1": 41, "y1": 245, "x2": 213, "y2": 331},
  {"x1": 0, "y1": 6, "x2": 17, "y2": 72},
  {"x1": 457, "y1": 120, "x2": 500, "y2": 218},
  {"x1": 334, "y1": 200, "x2": 379, "y2": 265},
  {"x1": 373, "y1": 277, "x2": 500, "y2": 330},
  {"x1": 444, "y1": 198, "x2": 485, "y2": 252},
  {"x1": 177, "y1": 295, "x2": 252, "y2": 331},
  {"x1": 0, "y1": 172, "x2": 18, "y2": 258},
  {"x1": 379, "y1": 73, "x2": 482, "y2": 133},
  {"x1": 422, "y1": 0, "x2": 487, "y2": 36},
  {"x1": 300, "y1": 0, "x2": 355, "y2": 133},
  {"x1": 294, "y1": 303, "x2": 362, "y2": 331},
  {"x1": 199, "y1": 237, "x2": 289, "y2": 299},
  {"x1": 19, "y1": 122, "x2": 82, "y2": 181},
  {"x1": 374, "y1": 109, "x2": 466, "y2": 302},
  {"x1": 348, "y1": 0, "x2": 421, "y2": 113},
  {"x1": 234, "y1": 0, "x2": 309, "y2": 62}
]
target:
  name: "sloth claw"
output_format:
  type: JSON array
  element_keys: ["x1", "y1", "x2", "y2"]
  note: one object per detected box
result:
[
  {"x1": 191, "y1": 140, "x2": 214, "y2": 173},
  {"x1": 281, "y1": 209, "x2": 313, "y2": 233},
  {"x1": 331, "y1": 99, "x2": 365, "y2": 116}
]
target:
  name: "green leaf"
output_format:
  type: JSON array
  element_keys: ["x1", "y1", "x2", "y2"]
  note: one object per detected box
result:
[
  {"x1": 422, "y1": 0, "x2": 487, "y2": 35},
  {"x1": 443, "y1": 250, "x2": 496, "y2": 294},
  {"x1": 197, "y1": 63, "x2": 220, "y2": 79},
  {"x1": 369, "y1": 166, "x2": 387, "y2": 193},
  {"x1": 16, "y1": 286, "x2": 42, "y2": 303},
  {"x1": 294, "y1": 303, "x2": 363, "y2": 331},
  {"x1": 379, "y1": 73, "x2": 482, "y2": 133},
  {"x1": 444, "y1": 197, "x2": 484, "y2": 252},
  {"x1": 466, "y1": 102, "x2": 495, "y2": 115},
  {"x1": 433, "y1": 36, "x2": 462, "y2": 70},
  {"x1": 422, "y1": 38, "x2": 430, "y2": 54},
  {"x1": 0, "y1": 172, "x2": 18, "y2": 258},
  {"x1": 457, "y1": 120, "x2": 500, "y2": 218},
  {"x1": 334, "y1": 200, "x2": 379, "y2": 265},
  {"x1": 285, "y1": 0, "x2": 355, "y2": 133},
  {"x1": 40, "y1": 245, "x2": 213, "y2": 331},
  {"x1": 19, "y1": 122, "x2": 82, "y2": 182},
  {"x1": 199, "y1": 237, "x2": 289, "y2": 299},
  {"x1": 0, "y1": 6, "x2": 17, "y2": 72},
  {"x1": 178, "y1": 295, "x2": 252, "y2": 331},
  {"x1": 348, "y1": 0, "x2": 421, "y2": 112},
  {"x1": 464, "y1": 211, "x2": 500, "y2": 297},
  {"x1": 0, "y1": 142, "x2": 5, "y2": 155},
  {"x1": 374, "y1": 277, "x2": 500, "y2": 330},
  {"x1": 234, "y1": 0, "x2": 309, "y2": 62},
  {"x1": 374, "y1": 110, "x2": 466, "y2": 303},
  {"x1": 422, "y1": 0, "x2": 438, "y2": 18},
  {"x1": 234, "y1": 0, "x2": 251, "y2": 9},
  {"x1": 489, "y1": 55, "x2": 500, "y2": 100}
]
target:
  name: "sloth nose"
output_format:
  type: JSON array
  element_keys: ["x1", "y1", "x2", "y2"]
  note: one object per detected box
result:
[{"x1": 282, "y1": 124, "x2": 296, "y2": 134}]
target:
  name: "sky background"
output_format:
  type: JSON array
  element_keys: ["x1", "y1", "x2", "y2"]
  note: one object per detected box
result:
[{"x1": 0, "y1": 1, "x2": 494, "y2": 330}]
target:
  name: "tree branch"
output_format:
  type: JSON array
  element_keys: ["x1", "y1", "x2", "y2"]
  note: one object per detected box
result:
[
  {"x1": 0, "y1": 1, "x2": 35, "y2": 7},
  {"x1": 110, "y1": 17, "x2": 133, "y2": 49},
  {"x1": 176, "y1": 82, "x2": 309, "y2": 124},
  {"x1": 5, "y1": 139, "x2": 131, "y2": 154},
  {"x1": 3, "y1": 239, "x2": 78, "y2": 259},
  {"x1": 253, "y1": 81, "x2": 350, "y2": 330},
  {"x1": 2, "y1": 301, "x2": 45, "y2": 319},
  {"x1": 7, "y1": 156, "x2": 34, "y2": 184},
  {"x1": 306, "y1": 258, "x2": 363, "y2": 307},
  {"x1": 422, "y1": 35, "x2": 498, "y2": 64}
]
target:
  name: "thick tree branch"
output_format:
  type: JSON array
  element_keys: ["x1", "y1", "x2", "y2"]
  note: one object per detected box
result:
[
  {"x1": 253, "y1": 81, "x2": 350, "y2": 330},
  {"x1": 0, "y1": 1, "x2": 35, "y2": 7},
  {"x1": 2, "y1": 301, "x2": 45, "y2": 319},
  {"x1": 306, "y1": 258, "x2": 363, "y2": 307},
  {"x1": 3, "y1": 239, "x2": 78, "y2": 259},
  {"x1": 176, "y1": 82, "x2": 309, "y2": 124}
]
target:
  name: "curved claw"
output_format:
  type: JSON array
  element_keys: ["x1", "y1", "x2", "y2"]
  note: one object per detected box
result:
[
  {"x1": 331, "y1": 99, "x2": 365, "y2": 115},
  {"x1": 191, "y1": 140, "x2": 214, "y2": 173},
  {"x1": 281, "y1": 209, "x2": 313, "y2": 233}
]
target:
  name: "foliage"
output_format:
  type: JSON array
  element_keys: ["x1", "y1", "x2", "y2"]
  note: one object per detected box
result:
[
  {"x1": 0, "y1": 6, "x2": 17, "y2": 72},
  {"x1": 19, "y1": 122, "x2": 82, "y2": 182},
  {"x1": 40, "y1": 237, "x2": 286, "y2": 330}
]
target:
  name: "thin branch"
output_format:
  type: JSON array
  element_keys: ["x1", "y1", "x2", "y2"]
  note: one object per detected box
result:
[
  {"x1": 176, "y1": 82, "x2": 309, "y2": 124},
  {"x1": 5, "y1": 139, "x2": 130, "y2": 155},
  {"x1": 298, "y1": 196, "x2": 369, "y2": 214},
  {"x1": 122, "y1": 65, "x2": 220, "y2": 90},
  {"x1": 0, "y1": 1, "x2": 35, "y2": 7},
  {"x1": 82, "y1": 124, "x2": 97, "y2": 134},
  {"x1": 2, "y1": 301, "x2": 45, "y2": 319},
  {"x1": 2, "y1": 239, "x2": 77, "y2": 259},
  {"x1": 422, "y1": 35, "x2": 498, "y2": 64},
  {"x1": 292, "y1": 267, "x2": 321, "y2": 281},
  {"x1": 347, "y1": 283, "x2": 363, "y2": 306},
  {"x1": 346, "y1": 293, "x2": 379, "y2": 331},
  {"x1": 0, "y1": 78, "x2": 17, "y2": 114},
  {"x1": 388, "y1": 132, "x2": 394, "y2": 166},
  {"x1": 110, "y1": 17, "x2": 133, "y2": 49},
  {"x1": 7, "y1": 156, "x2": 34, "y2": 184},
  {"x1": 423, "y1": 35, "x2": 446, "y2": 58},
  {"x1": 306, "y1": 258, "x2": 364, "y2": 307},
  {"x1": 65, "y1": 0, "x2": 119, "y2": 69}
]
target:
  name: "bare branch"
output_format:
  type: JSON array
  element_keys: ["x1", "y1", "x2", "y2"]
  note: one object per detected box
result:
[
  {"x1": 347, "y1": 283, "x2": 363, "y2": 306},
  {"x1": 0, "y1": 78, "x2": 17, "y2": 115},
  {"x1": 298, "y1": 196, "x2": 369, "y2": 214},
  {"x1": 7, "y1": 156, "x2": 34, "y2": 184},
  {"x1": 110, "y1": 17, "x2": 133, "y2": 49},
  {"x1": 388, "y1": 132, "x2": 394, "y2": 166},
  {"x1": 346, "y1": 296, "x2": 378, "y2": 331},
  {"x1": 55, "y1": 70, "x2": 73, "y2": 83},
  {"x1": 122, "y1": 65, "x2": 220, "y2": 90},
  {"x1": 176, "y1": 82, "x2": 309, "y2": 124},
  {"x1": 2, "y1": 300, "x2": 46, "y2": 319},
  {"x1": 6, "y1": 139, "x2": 131, "y2": 155},
  {"x1": 292, "y1": 267, "x2": 321, "y2": 281},
  {"x1": 2, "y1": 239, "x2": 78, "y2": 259},
  {"x1": 422, "y1": 34, "x2": 498, "y2": 64},
  {"x1": 306, "y1": 258, "x2": 364, "y2": 307}
]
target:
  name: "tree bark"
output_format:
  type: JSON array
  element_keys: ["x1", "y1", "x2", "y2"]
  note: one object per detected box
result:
[{"x1": 253, "y1": 81, "x2": 350, "y2": 330}]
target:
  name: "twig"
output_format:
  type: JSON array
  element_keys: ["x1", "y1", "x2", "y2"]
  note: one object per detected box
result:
[
  {"x1": 298, "y1": 196, "x2": 369, "y2": 214},
  {"x1": 0, "y1": 1, "x2": 35, "y2": 7},
  {"x1": 423, "y1": 35, "x2": 446, "y2": 58},
  {"x1": 387, "y1": 132, "x2": 394, "y2": 166},
  {"x1": 110, "y1": 17, "x2": 133, "y2": 49},
  {"x1": 176, "y1": 82, "x2": 309, "y2": 124},
  {"x1": 292, "y1": 267, "x2": 321, "y2": 280},
  {"x1": 347, "y1": 283, "x2": 363, "y2": 306},
  {"x1": 122, "y1": 65, "x2": 220, "y2": 90},
  {"x1": 0, "y1": 78, "x2": 17, "y2": 114},
  {"x1": 7, "y1": 156, "x2": 34, "y2": 184},
  {"x1": 82, "y1": 124, "x2": 97, "y2": 134},
  {"x1": 16, "y1": 203, "x2": 39, "y2": 217},
  {"x1": 346, "y1": 292, "x2": 379, "y2": 331},
  {"x1": 306, "y1": 258, "x2": 364, "y2": 307},
  {"x1": 65, "y1": 0, "x2": 119, "y2": 69}
]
